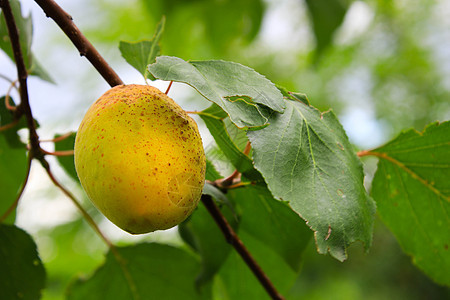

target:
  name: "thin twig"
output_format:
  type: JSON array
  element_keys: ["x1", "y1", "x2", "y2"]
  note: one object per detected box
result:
[
  {"x1": 44, "y1": 165, "x2": 113, "y2": 247},
  {"x1": 219, "y1": 169, "x2": 241, "y2": 188},
  {"x1": 29, "y1": 2, "x2": 284, "y2": 298},
  {"x1": 201, "y1": 195, "x2": 285, "y2": 300},
  {"x1": 5, "y1": 79, "x2": 19, "y2": 111},
  {"x1": 45, "y1": 165, "x2": 140, "y2": 299},
  {"x1": 41, "y1": 149, "x2": 74, "y2": 156},
  {"x1": 0, "y1": 154, "x2": 32, "y2": 223},
  {"x1": 33, "y1": 0, "x2": 124, "y2": 87},
  {"x1": 0, "y1": 73, "x2": 14, "y2": 84},
  {"x1": 39, "y1": 131, "x2": 74, "y2": 143},
  {"x1": 0, "y1": 7, "x2": 139, "y2": 295},
  {"x1": 0, "y1": 119, "x2": 19, "y2": 132}
]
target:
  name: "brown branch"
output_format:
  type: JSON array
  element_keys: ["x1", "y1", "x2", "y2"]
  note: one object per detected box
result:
[
  {"x1": 27, "y1": 2, "x2": 284, "y2": 298},
  {"x1": 0, "y1": 0, "x2": 40, "y2": 156},
  {"x1": 201, "y1": 195, "x2": 285, "y2": 300},
  {"x1": 33, "y1": 0, "x2": 124, "y2": 87},
  {"x1": 1, "y1": 3, "x2": 130, "y2": 283}
]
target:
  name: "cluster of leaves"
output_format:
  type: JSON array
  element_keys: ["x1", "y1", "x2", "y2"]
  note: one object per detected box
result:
[{"x1": 1, "y1": 0, "x2": 449, "y2": 299}]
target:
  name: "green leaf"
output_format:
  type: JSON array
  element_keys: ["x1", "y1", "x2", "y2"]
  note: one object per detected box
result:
[
  {"x1": 205, "y1": 159, "x2": 222, "y2": 181},
  {"x1": 141, "y1": 0, "x2": 264, "y2": 57},
  {"x1": 0, "y1": 0, "x2": 53, "y2": 83},
  {"x1": 148, "y1": 56, "x2": 285, "y2": 128},
  {"x1": 54, "y1": 132, "x2": 78, "y2": 182},
  {"x1": 205, "y1": 142, "x2": 235, "y2": 178},
  {"x1": 213, "y1": 186, "x2": 311, "y2": 299},
  {"x1": 305, "y1": 0, "x2": 350, "y2": 58},
  {"x1": 0, "y1": 136, "x2": 27, "y2": 224},
  {"x1": 201, "y1": 0, "x2": 264, "y2": 53},
  {"x1": 179, "y1": 199, "x2": 237, "y2": 290},
  {"x1": 371, "y1": 121, "x2": 450, "y2": 286},
  {"x1": 0, "y1": 96, "x2": 27, "y2": 148},
  {"x1": 67, "y1": 243, "x2": 209, "y2": 300},
  {"x1": 229, "y1": 186, "x2": 312, "y2": 272},
  {"x1": 0, "y1": 0, "x2": 32, "y2": 67},
  {"x1": 182, "y1": 185, "x2": 310, "y2": 294},
  {"x1": 247, "y1": 99, "x2": 375, "y2": 261},
  {"x1": 29, "y1": 55, "x2": 54, "y2": 84},
  {"x1": 199, "y1": 106, "x2": 259, "y2": 179},
  {"x1": 119, "y1": 17, "x2": 165, "y2": 81},
  {"x1": 202, "y1": 182, "x2": 229, "y2": 206},
  {"x1": 0, "y1": 224, "x2": 46, "y2": 300}
]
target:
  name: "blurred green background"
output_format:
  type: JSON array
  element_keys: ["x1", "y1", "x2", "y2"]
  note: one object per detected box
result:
[{"x1": 1, "y1": 0, "x2": 449, "y2": 299}]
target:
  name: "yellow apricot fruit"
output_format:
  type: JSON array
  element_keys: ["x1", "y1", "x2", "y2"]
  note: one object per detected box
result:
[{"x1": 74, "y1": 84, "x2": 206, "y2": 234}]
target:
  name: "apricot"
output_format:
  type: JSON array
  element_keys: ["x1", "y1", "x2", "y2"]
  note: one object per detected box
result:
[{"x1": 74, "y1": 84, "x2": 206, "y2": 234}]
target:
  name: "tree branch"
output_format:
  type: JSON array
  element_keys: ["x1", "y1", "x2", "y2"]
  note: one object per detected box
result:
[
  {"x1": 29, "y1": 2, "x2": 284, "y2": 298},
  {"x1": 0, "y1": 0, "x2": 40, "y2": 156},
  {"x1": 201, "y1": 195, "x2": 285, "y2": 300},
  {"x1": 33, "y1": 0, "x2": 124, "y2": 87}
]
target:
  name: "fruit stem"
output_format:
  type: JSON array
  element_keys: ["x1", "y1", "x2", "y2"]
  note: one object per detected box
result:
[{"x1": 201, "y1": 195, "x2": 285, "y2": 300}]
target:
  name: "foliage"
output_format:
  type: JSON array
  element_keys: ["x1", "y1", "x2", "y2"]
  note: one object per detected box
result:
[
  {"x1": 371, "y1": 121, "x2": 450, "y2": 286},
  {"x1": 0, "y1": 0, "x2": 449, "y2": 299}
]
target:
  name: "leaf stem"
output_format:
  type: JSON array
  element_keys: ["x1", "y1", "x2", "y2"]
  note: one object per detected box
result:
[
  {"x1": 33, "y1": 0, "x2": 124, "y2": 87},
  {"x1": 0, "y1": 119, "x2": 19, "y2": 132},
  {"x1": 243, "y1": 141, "x2": 252, "y2": 155},
  {"x1": 5, "y1": 79, "x2": 19, "y2": 111},
  {"x1": 357, "y1": 150, "x2": 371, "y2": 157},
  {"x1": 28, "y1": 2, "x2": 284, "y2": 298},
  {"x1": 39, "y1": 132, "x2": 74, "y2": 143},
  {"x1": 201, "y1": 195, "x2": 285, "y2": 300},
  {"x1": 41, "y1": 149, "x2": 75, "y2": 156},
  {"x1": 165, "y1": 80, "x2": 173, "y2": 95}
]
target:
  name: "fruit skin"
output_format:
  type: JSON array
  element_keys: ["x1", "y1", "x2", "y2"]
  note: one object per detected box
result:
[{"x1": 74, "y1": 84, "x2": 206, "y2": 234}]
